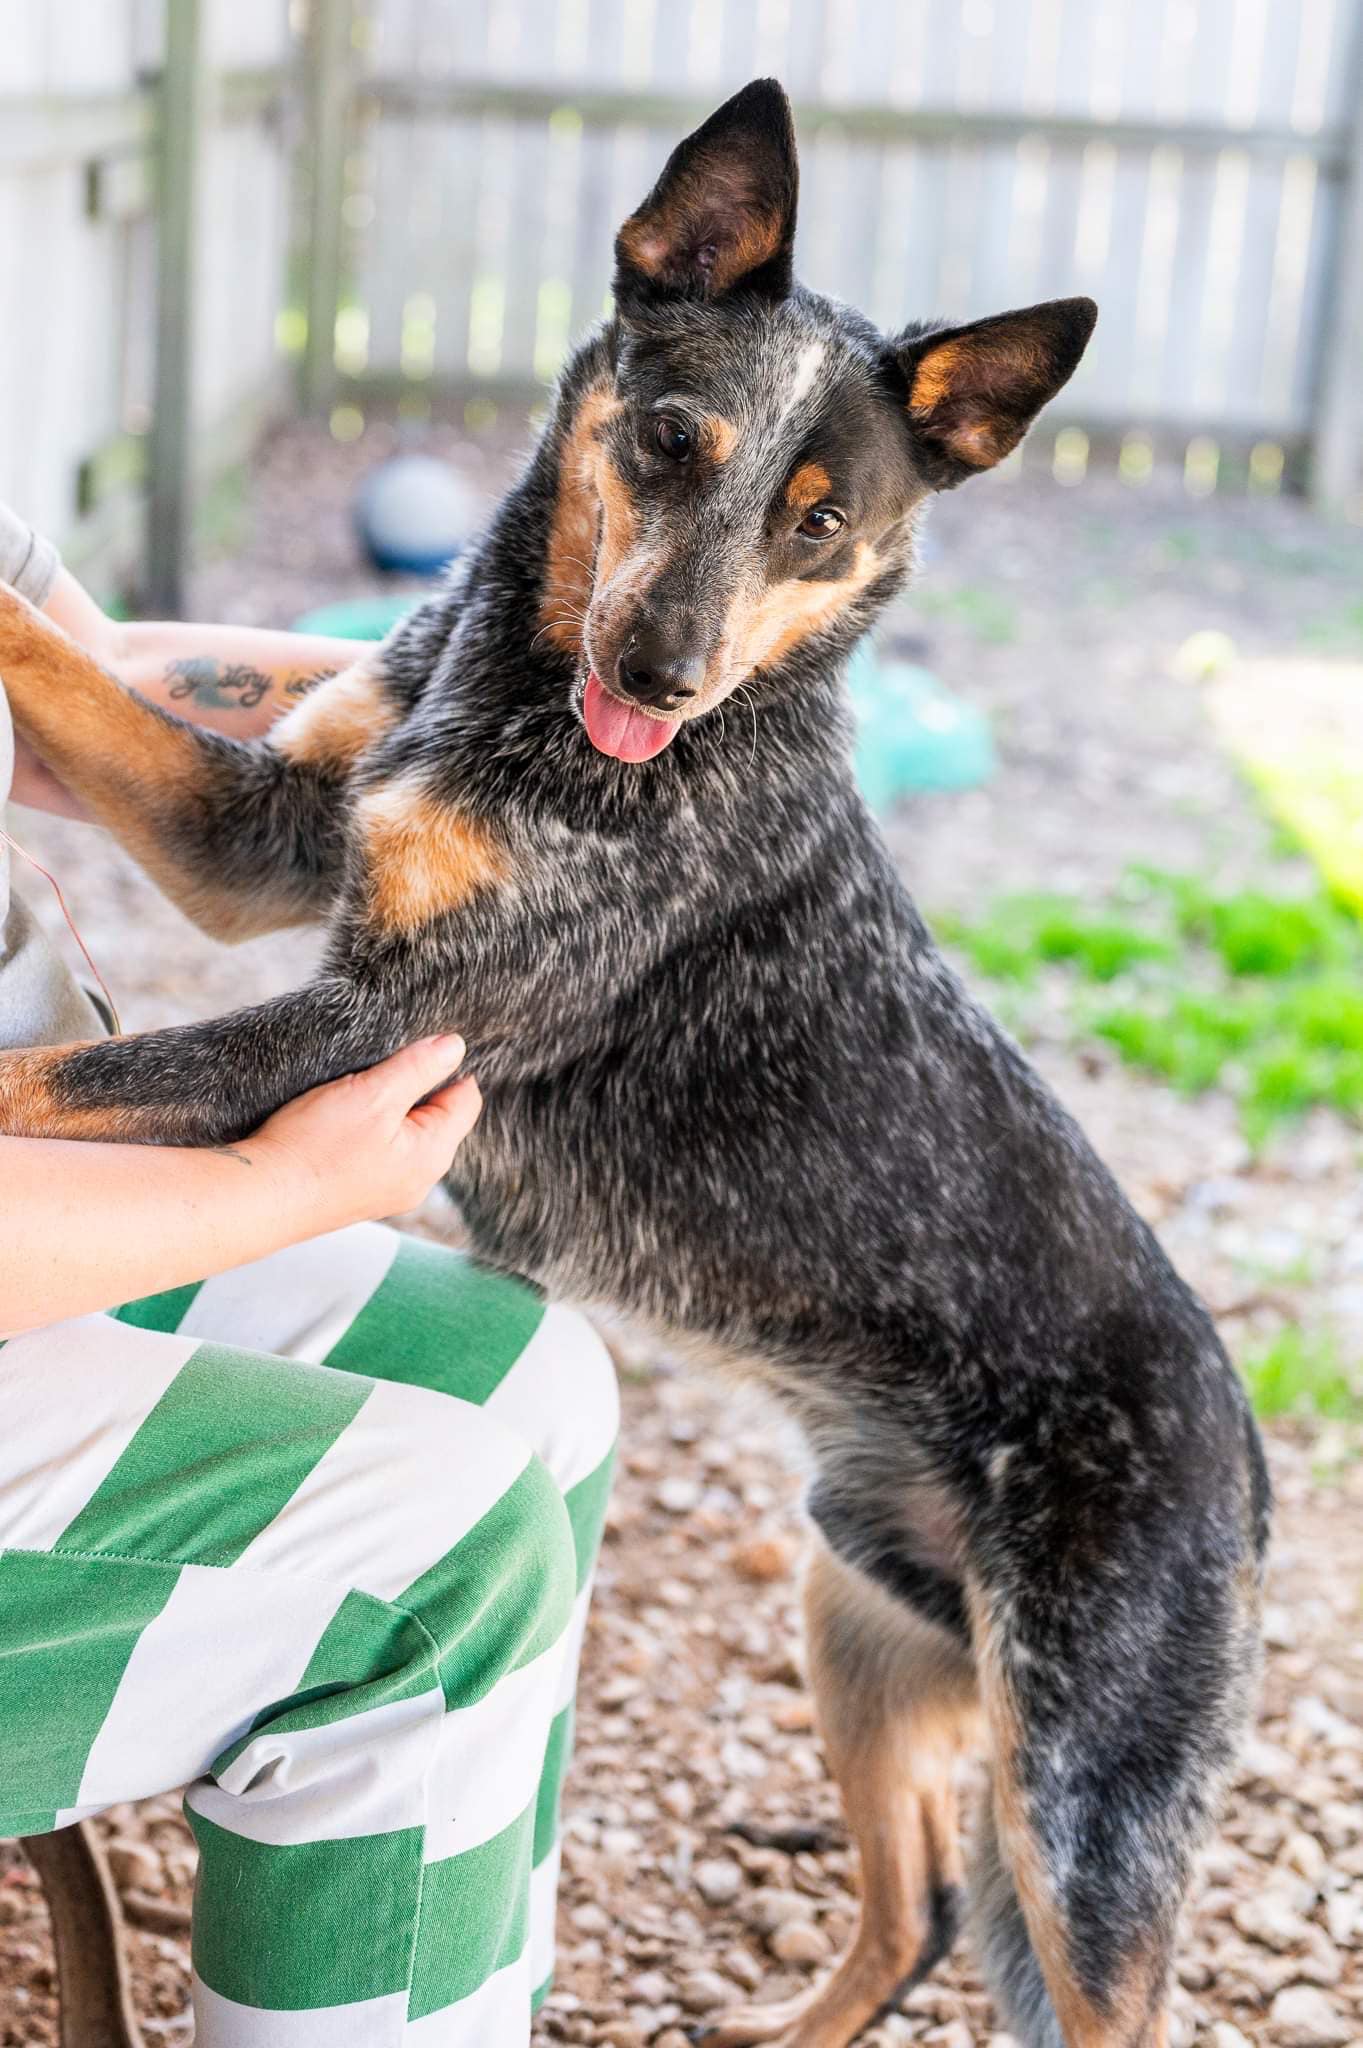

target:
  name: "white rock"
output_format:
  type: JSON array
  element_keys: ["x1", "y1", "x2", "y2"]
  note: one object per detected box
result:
[
  {"x1": 1233, "y1": 1888, "x2": 1312, "y2": 1951},
  {"x1": 694, "y1": 1858, "x2": 744, "y2": 1907},
  {"x1": 656, "y1": 1476, "x2": 702, "y2": 1514},
  {"x1": 1282, "y1": 1830, "x2": 1327, "y2": 1883},
  {"x1": 676, "y1": 1969, "x2": 739, "y2": 2014},
  {"x1": 1324, "y1": 1886, "x2": 1362, "y2": 1947},
  {"x1": 105, "y1": 1836, "x2": 163, "y2": 1893},
  {"x1": 769, "y1": 1918, "x2": 831, "y2": 1966},
  {"x1": 744, "y1": 1888, "x2": 813, "y2": 1933},
  {"x1": 1268, "y1": 1985, "x2": 1351, "y2": 2047}
]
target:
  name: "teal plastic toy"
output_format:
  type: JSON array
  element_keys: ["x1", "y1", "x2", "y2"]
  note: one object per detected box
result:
[
  {"x1": 293, "y1": 595, "x2": 417, "y2": 641},
  {"x1": 293, "y1": 603, "x2": 994, "y2": 814},
  {"x1": 847, "y1": 641, "x2": 995, "y2": 812}
]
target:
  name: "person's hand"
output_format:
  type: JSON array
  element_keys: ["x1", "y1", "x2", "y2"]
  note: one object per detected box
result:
[{"x1": 247, "y1": 1034, "x2": 481, "y2": 1230}]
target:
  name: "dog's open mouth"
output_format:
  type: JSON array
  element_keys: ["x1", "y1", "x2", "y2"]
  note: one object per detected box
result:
[{"x1": 581, "y1": 672, "x2": 681, "y2": 763}]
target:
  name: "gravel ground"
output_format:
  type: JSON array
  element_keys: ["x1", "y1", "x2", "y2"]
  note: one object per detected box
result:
[{"x1": 4, "y1": 415, "x2": 1363, "y2": 2045}]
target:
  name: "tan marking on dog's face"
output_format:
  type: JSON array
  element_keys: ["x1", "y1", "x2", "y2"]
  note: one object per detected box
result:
[
  {"x1": 274, "y1": 659, "x2": 394, "y2": 772},
  {"x1": 594, "y1": 449, "x2": 641, "y2": 589},
  {"x1": 539, "y1": 385, "x2": 625, "y2": 656},
  {"x1": 785, "y1": 461, "x2": 832, "y2": 512},
  {"x1": 359, "y1": 782, "x2": 509, "y2": 934},
  {"x1": 701, "y1": 414, "x2": 739, "y2": 463},
  {"x1": 731, "y1": 541, "x2": 880, "y2": 674}
]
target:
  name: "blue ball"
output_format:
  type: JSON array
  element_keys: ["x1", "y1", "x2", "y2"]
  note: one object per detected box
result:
[{"x1": 354, "y1": 454, "x2": 477, "y2": 576}]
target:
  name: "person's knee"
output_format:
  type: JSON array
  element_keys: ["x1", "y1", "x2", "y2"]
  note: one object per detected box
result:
[
  {"x1": 544, "y1": 1304, "x2": 620, "y2": 1453},
  {"x1": 408, "y1": 1402, "x2": 578, "y2": 1682},
  {"x1": 485, "y1": 1302, "x2": 619, "y2": 1502}
]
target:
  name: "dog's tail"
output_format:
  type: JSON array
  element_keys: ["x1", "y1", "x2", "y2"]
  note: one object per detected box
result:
[{"x1": 969, "y1": 1789, "x2": 1064, "y2": 2048}]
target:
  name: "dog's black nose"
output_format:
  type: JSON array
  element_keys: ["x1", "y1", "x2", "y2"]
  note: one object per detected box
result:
[{"x1": 619, "y1": 631, "x2": 706, "y2": 713}]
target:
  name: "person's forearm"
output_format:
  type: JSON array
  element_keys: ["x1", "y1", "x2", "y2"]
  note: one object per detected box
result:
[
  {"x1": 41, "y1": 571, "x2": 359, "y2": 738},
  {"x1": 0, "y1": 1132, "x2": 310, "y2": 1337}
]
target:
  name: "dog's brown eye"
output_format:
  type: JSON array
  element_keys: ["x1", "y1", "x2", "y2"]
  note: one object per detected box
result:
[
  {"x1": 799, "y1": 507, "x2": 844, "y2": 540},
  {"x1": 655, "y1": 416, "x2": 692, "y2": 461}
]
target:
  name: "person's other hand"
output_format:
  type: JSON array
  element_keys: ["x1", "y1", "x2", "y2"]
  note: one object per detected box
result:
[{"x1": 248, "y1": 1034, "x2": 481, "y2": 1229}]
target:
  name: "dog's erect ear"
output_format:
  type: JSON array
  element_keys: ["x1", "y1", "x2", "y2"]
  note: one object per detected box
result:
[
  {"x1": 895, "y1": 298, "x2": 1097, "y2": 487},
  {"x1": 614, "y1": 79, "x2": 798, "y2": 311}
]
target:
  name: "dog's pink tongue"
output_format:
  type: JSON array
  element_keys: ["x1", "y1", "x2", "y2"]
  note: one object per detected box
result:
[{"x1": 583, "y1": 672, "x2": 679, "y2": 762}]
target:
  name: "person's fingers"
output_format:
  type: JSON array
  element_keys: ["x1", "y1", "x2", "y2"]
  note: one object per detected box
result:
[
  {"x1": 361, "y1": 1034, "x2": 467, "y2": 1113},
  {"x1": 407, "y1": 1072, "x2": 483, "y2": 1146}
]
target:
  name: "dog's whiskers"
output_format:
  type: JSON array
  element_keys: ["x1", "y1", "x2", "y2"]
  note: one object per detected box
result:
[
  {"x1": 736, "y1": 684, "x2": 759, "y2": 770},
  {"x1": 529, "y1": 611, "x2": 589, "y2": 654}
]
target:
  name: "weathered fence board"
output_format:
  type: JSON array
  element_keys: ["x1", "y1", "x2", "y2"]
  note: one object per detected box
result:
[
  {"x1": 321, "y1": 0, "x2": 1363, "y2": 500},
  {"x1": 3, "y1": 0, "x2": 1362, "y2": 556},
  {"x1": 0, "y1": 0, "x2": 294, "y2": 592}
]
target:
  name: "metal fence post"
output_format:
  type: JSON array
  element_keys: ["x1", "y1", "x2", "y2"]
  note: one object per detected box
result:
[
  {"x1": 301, "y1": 0, "x2": 356, "y2": 413},
  {"x1": 147, "y1": 0, "x2": 206, "y2": 615},
  {"x1": 1312, "y1": 10, "x2": 1363, "y2": 514}
]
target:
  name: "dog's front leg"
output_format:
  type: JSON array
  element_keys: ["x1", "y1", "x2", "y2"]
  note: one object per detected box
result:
[
  {"x1": 0, "y1": 583, "x2": 395, "y2": 940},
  {"x1": 0, "y1": 972, "x2": 442, "y2": 1146}
]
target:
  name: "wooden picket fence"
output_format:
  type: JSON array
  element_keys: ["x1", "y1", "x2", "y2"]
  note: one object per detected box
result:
[
  {"x1": 317, "y1": 0, "x2": 1363, "y2": 503},
  {"x1": 0, "y1": 0, "x2": 294, "y2": 608},
  {"x1": 3, "y1": 0, "x2": 1363, "y2": 611}
]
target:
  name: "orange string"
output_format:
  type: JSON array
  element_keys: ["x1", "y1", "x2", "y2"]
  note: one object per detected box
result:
[{"x1": 1, "y1": 826, "x2": 122, "y2": 1035}]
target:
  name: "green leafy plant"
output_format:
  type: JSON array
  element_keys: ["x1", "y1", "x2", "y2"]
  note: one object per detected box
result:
[
  {"x1": 1239, "y1": 1326, "x2": 1362, "y2": 1423},
  {"x1": 938, "y1": 895, "x2": 1173, "y2": 984},
  {"x1": 936, "y1": 871, "x2": 1363, "y2": 1147}
]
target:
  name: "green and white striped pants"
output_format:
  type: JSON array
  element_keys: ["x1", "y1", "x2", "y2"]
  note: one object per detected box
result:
[{"x1": 0, "y1": 1223, "x2": 618, "y2": 2044}]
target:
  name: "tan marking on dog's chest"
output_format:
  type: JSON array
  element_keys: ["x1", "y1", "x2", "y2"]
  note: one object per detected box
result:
[
  {"x1": 359, "y1": 782, "x2": 510, "y2": 933},
  {"x1": 274, "y1": 659, "x2": 395, "y2": 771},
  {"x1": 540, "y1": 385, "x2": 624, "y2": 655}
]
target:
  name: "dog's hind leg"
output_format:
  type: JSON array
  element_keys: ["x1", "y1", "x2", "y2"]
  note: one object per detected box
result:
[
  {"x1": 702, "y1": 1542, "x2": 979, "y2": 2048},
  {"x1": 0, "y1": 583, "x2": 394, "y2": 938},
  {"x1": 967, "y1": 1539, "x2": 1260, "y2": 2048}
]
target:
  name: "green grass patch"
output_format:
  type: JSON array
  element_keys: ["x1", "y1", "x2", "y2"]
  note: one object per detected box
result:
[
  {"x1": 937, "y1": 870, "x2": 1363, "y2": 1147},
  {"x1": 1240, "y1": 1326, "x2": 1363, "y2": 1424},
  {"x1": 938, "y1": 894, "x2": 1174, "y2": 984}
]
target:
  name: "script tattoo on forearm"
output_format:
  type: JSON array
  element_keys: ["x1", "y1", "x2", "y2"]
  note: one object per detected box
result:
[
  {"x1": 166, "y1": 658, "x2": 273, "y2": 712},
  {"x1": 163, "y1": 661, "x2": 340, "y2": 715}
]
